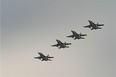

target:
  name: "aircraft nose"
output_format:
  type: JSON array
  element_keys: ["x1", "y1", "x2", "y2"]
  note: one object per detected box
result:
[
  {"x1": 71, "y1": 30, "x2": 74, "y2": 32},
  {"x1": 56, "y1": 39, "x2": 58, "y2": 41}
]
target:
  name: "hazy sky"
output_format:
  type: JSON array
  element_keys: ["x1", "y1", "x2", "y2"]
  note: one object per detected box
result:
[{"x1": 1, "y1": 0, "x2": 116, "y2": 77}]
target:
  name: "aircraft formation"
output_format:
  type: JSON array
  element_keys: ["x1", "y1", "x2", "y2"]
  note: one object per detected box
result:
[
  {"x1": 34, "y1": 20, "x2": 104, "y2": 61},
  {"x1": 34, "y1": 52, "x2": 54, "y2": 61}
]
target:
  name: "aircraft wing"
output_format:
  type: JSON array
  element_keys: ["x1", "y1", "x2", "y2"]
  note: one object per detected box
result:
[
  {"x1": 38, "y1": 52, "x2": 45, "y2": 57},
  {"x1": 88, "y1": 20, "x2": 93, "y2": 25},
  {"x1": 90, "y1": 20, "x2": 96, "y2": 26}
]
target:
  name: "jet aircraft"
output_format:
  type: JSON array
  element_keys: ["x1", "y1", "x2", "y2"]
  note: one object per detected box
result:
[
  {"x1": 52, "y1": 39, "x2": 71, "y2": 49},
  {"x1": 84, "y1": 20, "x2": 104, "y2": 30},
  {"x1": 34, "y1": 52, "x2": 54, "y2": 61},
  {"x1": 67, "y1": 30, "x2": 87, "y2": 40}
]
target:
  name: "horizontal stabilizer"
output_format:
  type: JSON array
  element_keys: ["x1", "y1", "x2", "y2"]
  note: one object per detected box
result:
[
  {"x1": 97, "y1": 24, "x2": 104, "y2": 26},
  {"x1": 80, "y1": 34, "x2": 87, "y2": 36}
]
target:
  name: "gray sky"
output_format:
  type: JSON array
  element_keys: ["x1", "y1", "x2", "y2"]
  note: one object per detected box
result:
[{"x1": 1, "y1": 0, "x2": 116, "y2": 77}]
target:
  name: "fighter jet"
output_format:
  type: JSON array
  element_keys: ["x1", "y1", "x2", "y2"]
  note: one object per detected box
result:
[
  {"x1": 67, "y1": 30, "x2": 87, "y2": 40},
  {"x1": 84, "y1": 20, "x2": 104, "y2": 30},
  {"x1": 52, "y1": 39, "x2": 71, "y2": 49},
  {"x1": 34, "y1": 52, "x2": 54, "y2": 61}
]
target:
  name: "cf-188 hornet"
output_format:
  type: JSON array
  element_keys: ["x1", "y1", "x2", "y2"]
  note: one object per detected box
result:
[
  {"x1": 84, "y1": 20, "x2": 104, "y2": 30},
  {"x1": 52, "y1": 39, "x2": 71, "y2": 49},
  {"x1": 67, "y1": 30, "x2": 87, "y2": 40},
  {"x1": 34, "y1": 52, "x2": 54, "y2": 61}
]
